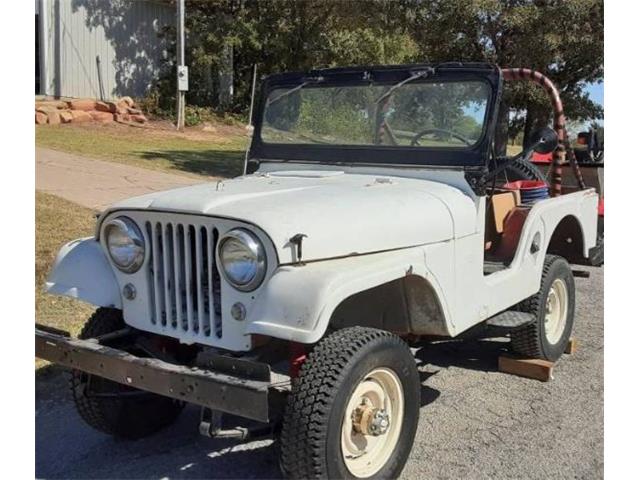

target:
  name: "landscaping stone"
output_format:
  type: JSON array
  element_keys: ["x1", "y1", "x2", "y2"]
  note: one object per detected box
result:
[
  {"x1": 36, "y1": 106, "x2": 59, "y2": 114},
  {"x1": 116, "y1": 99, "x2": 134, "y2": 111},
  {"x1": 35, "y1": 97, "x2": 145, "y2": 125},
  {"x1": 69, "y1": 99, "x2": 97, "y2": 111},
  {"x1": 95, "y1": 101, "x2": 116, "y2": 113},
  {"x1": 115, "y1": 113, "x2": 132, "y2": 123},
  {"x1": 35, "y1": 111, "x2": 48, "y2": 125},
  {"x1": 120, "y1": 96, "x2": 135, "y2": 107},
  {"x1": 70, "y1": 110, "x2": 92, "y2": 122},
  {"x1": 36, "y1": 100, "x2": 69, "y2": 110},
  {"x1": 130, "y1": 114, "x2": 147, "y2": 123},
  {"x1": 89, "y1": 111, "x2": 115, "y2": 122},
  {"x1": 47, "y1": 111, "x2": 61, "y2": 125},
  {"x1": 59, "y1": 111, "x2": 74, "y2": 123}
]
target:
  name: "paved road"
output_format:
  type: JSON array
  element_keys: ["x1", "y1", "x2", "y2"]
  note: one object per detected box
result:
[
  {"x1": 36, "y1": 148, "x2": 206, "y2": 211},
  {"x1": 36, "y1": 266, "x2": 603, "y2": 479}
]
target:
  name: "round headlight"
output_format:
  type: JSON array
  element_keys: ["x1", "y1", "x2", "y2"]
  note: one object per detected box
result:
[
  {"x1": 104, "y1": 216, "x2": 145, "y2": 273},
  {"x1": 218, "y1": 229, "x2": 266, "y2": 291}
]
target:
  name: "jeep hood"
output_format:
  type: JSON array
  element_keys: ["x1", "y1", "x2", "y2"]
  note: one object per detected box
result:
[{"x1": 106, "y1": 171, "x2": 478, "y2": 263}]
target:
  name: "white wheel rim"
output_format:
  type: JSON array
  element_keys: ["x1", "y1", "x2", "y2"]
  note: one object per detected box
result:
[
  {"x1": 340, "y1": 368, "x2": 404, "y2": 478},
  {"x1": 544, "y1": 278, "x2": 569, "y2": 344}
]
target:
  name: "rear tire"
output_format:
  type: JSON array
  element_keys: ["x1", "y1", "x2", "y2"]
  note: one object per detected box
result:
[
  {"x1": 511, "y1": 255, "x2": 575, "y2": 361},
  {"x1": 589, "y1": 233, "x2": 604, "y2": 266},
  {"x1": 70, "y1": 308, "x2": 184, "y2": 439},
  {"x1": 279, "y1": 327, "x2": 420, "y2": 479},
  {"x1": 589, "y1": 216, "x2": 604, "y2": 266}
]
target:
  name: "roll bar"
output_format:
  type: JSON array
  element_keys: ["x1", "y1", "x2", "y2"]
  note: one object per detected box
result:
[{"x1": 501, "y1": 68, "x2": 586, "y2": 197}]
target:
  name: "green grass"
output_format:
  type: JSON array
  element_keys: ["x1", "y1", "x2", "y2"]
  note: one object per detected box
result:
[
  {"x1": 507, "y1": 144, "x2": 523, "y2": 156},
  {"x1": 36, "y1": 192, "x2": 96, "y2": 370},
  {"x1": 36, "y1": 122, "x2": 529, "y2": 179},
  {"x1": 36, "y1": 122, "x2": 248, "y2": 179}
]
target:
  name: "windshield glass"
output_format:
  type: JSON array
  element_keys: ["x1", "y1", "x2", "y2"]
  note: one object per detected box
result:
[{"x1": 261, "y1": 80, "x2": 490, "y2": 148}]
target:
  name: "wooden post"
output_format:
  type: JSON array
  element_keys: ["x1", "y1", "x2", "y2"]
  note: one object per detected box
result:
[
  {"x1": 564, "y1": 338, "x2": 577, "y2": 355},
  {"x1": 498, "y1": 355, "x2": 555, "y2": 382}
]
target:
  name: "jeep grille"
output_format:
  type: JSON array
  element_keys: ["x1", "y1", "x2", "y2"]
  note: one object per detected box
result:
[{"x1": 145, "y1": 221, "x2": 223, "y2": 338}]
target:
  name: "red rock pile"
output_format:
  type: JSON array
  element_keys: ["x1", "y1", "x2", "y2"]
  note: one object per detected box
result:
[{"x1": 35, "y1": 97, "x2": 148, "y2": 125}]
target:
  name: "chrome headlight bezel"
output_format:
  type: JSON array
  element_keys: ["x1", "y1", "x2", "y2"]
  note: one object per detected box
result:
[
  {"x1": 104, "y1": 216, "x2": 145, "y2": 273},
  {"x1": 218, "y1": 229, "x2": 267, "y2": 292}
]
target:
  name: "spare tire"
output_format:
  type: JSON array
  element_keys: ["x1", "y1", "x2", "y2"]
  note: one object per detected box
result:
[{"x1": 500, "y1": 156, "x2": 546, "y2": 183}]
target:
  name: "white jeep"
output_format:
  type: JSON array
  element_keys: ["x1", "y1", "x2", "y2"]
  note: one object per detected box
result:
[{"x1": 37, "y1": 63, "x2": 599, "y2": 479}]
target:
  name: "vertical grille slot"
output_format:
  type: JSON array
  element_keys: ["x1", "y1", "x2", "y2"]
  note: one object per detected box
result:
[
  {"x1": 210, "y1": 228, "x2": 222, "y2": 337},
  {"x1": 146, "y1": 219, "x2": 222, "y2": 339},
  {"x1": 173, "y1": 224, "x2": 187, "y2": 331},
  {"x1": 184, "y1": 225, "x2": 195, "y2": 332},
  {"x1": 194, "y1": 226, "x2": 205, "y2": 334},
  {"x1": 145, "y1": 222, "x2": 157, "y2": 325},
  {"x1": 162, "y1": 223, "x2": 175, "y2": 328}
]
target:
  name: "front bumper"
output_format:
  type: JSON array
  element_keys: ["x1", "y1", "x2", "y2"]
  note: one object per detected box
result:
[{"x1": 35, "y1": 327, "x2": 271, "y2": 422}]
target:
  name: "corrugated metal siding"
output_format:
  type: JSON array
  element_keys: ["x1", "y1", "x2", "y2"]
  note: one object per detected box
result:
[{"x1": 42, "y1": 0, "x2": 173, "y2": 99}]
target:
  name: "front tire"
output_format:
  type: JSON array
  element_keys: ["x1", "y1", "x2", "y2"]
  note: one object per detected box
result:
[
  {"x1": 511, "y1": 255, "x2": 575, "y2": 361},
  {"x1": 70, "y1": 308, "x2": 184, "y2": 439},
  {"x1": 279, "y1": 327, "x2": 420, "y2": 479}
]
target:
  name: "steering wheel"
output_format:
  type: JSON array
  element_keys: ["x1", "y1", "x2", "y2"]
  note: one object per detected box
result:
[{"x1": 410, "y1": 128, "x2": 473, "y2": 147}]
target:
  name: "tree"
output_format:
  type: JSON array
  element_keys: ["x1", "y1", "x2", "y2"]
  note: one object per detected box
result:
[
  {"x1": 151, "y1": 0, "x2": 603, "y2": 138},
  {"x1": 406, "y1": 0, "x2": 604, "y2": 153}
]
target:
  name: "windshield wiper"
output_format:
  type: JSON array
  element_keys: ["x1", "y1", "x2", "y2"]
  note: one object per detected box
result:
[
  {"x1": 374, "y1": 68, "x2": 436, "y2": 106},
  {"x1": 266, "y1": 76, "x2": 324, "y2": 106},
  {"x1": 373, "y1": 68, "x2": 436, "y2": 145}
]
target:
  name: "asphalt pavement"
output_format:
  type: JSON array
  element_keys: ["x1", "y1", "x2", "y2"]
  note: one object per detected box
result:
[{"x1": 36, "y1": 266, "x2": 603, "y2": 479}]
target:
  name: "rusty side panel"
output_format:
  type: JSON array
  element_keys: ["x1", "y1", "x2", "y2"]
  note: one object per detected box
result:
[
  {"x1": 329, "y1": 275, "x2": 449, "y2": 336},
  {"x1": 403, "y1": 275, "x2": 449, "y2": 336}
]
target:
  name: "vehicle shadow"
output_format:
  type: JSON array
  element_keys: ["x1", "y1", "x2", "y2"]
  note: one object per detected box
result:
[
  {"x1": 136, "y1": 149, "x2": 245, "y2": 178},
  {"x1": 36, "y1": 396, "x2": 283, "y2": 479},
  {"x1": 415, "y1": 338, "x2": 510, "y2": 373},
  {"x1": 35, "y1": 339, "x2": 509, "y2": 479},
  {"x1": 418, "y1": 369, "x2": 442, "y2": 407}
]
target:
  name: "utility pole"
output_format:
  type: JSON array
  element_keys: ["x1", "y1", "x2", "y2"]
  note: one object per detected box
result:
[{"x1": 175, "y1": 0, "x2": 187, "y2": 131}]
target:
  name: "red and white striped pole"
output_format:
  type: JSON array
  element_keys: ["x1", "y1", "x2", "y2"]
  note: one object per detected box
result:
[{"x1": 501, "y1": 68, "x2": 586, "y2": 196}]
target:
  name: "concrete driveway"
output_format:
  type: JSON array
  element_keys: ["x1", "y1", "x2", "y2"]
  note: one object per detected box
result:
[
  {"x1": 36, "y1": 148, "x2": 207, "y2": 211},
  {"x1": 35, "y1": 266, "x2": 603, "y2": 479}
]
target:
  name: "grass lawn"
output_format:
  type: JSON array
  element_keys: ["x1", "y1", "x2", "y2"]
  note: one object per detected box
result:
[
  {"x1": 506, "y1": 144, "x2": 523, "y2": 156},
  {"x1": 36, "y1": 122, "x2": 527, "y2": 180},
  {"x1": 36, "y1": 121, "x2": 248, "y2": 179},
  {"x1": 36, "y1": 192, "x2": 96, "y2": 370}
]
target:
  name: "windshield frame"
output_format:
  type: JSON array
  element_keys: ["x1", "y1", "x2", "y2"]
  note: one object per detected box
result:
[{"x1": 249, "y1": 63, "x2": 502, "y2": 169}]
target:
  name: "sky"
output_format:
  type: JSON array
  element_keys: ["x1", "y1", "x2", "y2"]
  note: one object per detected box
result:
[
  {"x1": 460, "y1": 81, "x2": 604, "y2": 126},
  {"x1": 583, "y1": 82, "x2": 604, "y2": 128},
  {"x1": 586, "y1": 82, "x2": 604, "y2": 107}
]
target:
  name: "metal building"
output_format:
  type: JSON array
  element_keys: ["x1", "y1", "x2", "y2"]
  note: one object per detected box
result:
[{"x1": 36, "y1": 0, "x2": 173, "y2": 100}]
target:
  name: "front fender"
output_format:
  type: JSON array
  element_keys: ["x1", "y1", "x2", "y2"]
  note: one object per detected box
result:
[
  {"x1": 245, "y1": 245, "x2": 454, "y2": 344},
  {"x1": 45, "y1": 237, "x2": 122, "y2": 309}
]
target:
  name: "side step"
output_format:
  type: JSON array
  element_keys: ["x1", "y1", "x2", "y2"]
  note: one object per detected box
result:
[
  {"x1": 456, "y1": 310, "x2": 535, "y2": 340},
  {"x1": 486, "y1": 310, "x2": 535, "y2": 329}
]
